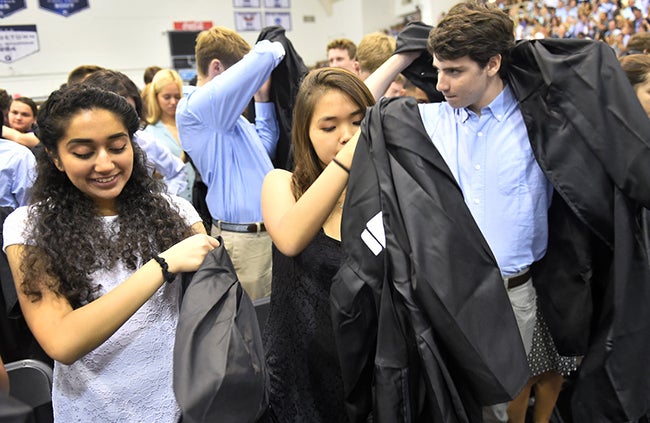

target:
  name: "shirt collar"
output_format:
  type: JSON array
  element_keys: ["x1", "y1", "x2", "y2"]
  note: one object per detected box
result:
[{"x1": 453, "y1": 83, "x2": 517, "y2": 124}]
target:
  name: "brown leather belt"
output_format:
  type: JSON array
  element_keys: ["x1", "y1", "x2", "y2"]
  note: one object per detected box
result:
[
  {"x1": 213, "y1": 220, "x2": 266, "y2": 233},
  {"x1": 504, "y1": 269, "x2": 531, "y2": 290}
]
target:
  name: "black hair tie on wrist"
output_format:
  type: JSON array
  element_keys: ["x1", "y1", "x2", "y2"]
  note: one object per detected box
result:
[
  {"x1": 152, "y1": 255, "x2": 176, "y2": 283},
  {"x1": 331, "y1": 157, "x2": 350, "y2": 174}
]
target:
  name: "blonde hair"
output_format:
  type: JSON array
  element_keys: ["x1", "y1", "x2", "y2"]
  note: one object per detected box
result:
[
  {"x1": 143, "y1": 68, "x2": 183, "y2": 124},
  {"x1": 356, "y1": 32, "x2": 396, "y2": 75},
  {"x1": 195, "y1": 26, "x2": 251, "y2": 77}
]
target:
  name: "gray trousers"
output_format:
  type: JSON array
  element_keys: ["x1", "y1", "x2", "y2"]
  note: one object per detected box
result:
[{"x1": 482, "y1": 278, "x2": 537, "y2": 422}]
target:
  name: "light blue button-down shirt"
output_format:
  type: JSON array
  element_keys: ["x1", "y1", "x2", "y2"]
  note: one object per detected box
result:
[
  {"x1": 0, "y1": 139, "x2": 36, "y2": 209},
  {"x1": 134, "y1": 130, "x2": 188, "y2": 198},
  {"x1": 419, "y1": 85, "x2": 552, "y2": 276},
  {"x1": 176, "y1": 40, "x2": 285, "y2": 223}
]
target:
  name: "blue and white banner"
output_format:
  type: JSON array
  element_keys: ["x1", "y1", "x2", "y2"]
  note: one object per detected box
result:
[
  {"x1": 264, "y1": 0, "x2": 290, "y2": 8},
  {"x1": 39, "y1": 0, "x2": 88, "y2": 17},
  {"x1": 0, "y1": 0, "x2": 26, "y2": 19},
  {"x1": 233, "y1": 0, "x2": 260, "y2": 7},
  {"x1": 235, "y1": 12, "x2": 262, "y2": 32},
  {"x1": 265, "y1": 12, "x2": 291, "y2": 30},
  {"x1": 0, "y1": 24, "x2": 39, "y2": 63}
]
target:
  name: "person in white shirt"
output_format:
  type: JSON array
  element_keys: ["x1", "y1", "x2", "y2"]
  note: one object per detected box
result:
[{"x1": 3, "y1": 84, "x2": 218, "y2": 422}]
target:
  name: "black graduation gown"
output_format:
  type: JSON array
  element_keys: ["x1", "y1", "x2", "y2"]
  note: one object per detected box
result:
[
  {"x1": 173, "y1": 242, "x2": 269, "y2": 423},
  {"x1": 254, "y1": 26, "x2": 308, "y2": 171},
  {"x1": 331, "y1": 97, "x2": 530, "y2": 423},
  {"x1": 332, "y1": 38, "x2": 650, "y2": 422},
  {"x1": 509, "y1": 38, "x2": 650, "y2": 422},
  {"x1": 393, "y1": 21, "x2": 445, "y2": 103}
]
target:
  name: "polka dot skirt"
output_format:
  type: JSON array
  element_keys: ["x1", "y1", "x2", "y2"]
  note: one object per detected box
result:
[{"x1": 527, "y1": 304, "x2": 579, "y2": 377}]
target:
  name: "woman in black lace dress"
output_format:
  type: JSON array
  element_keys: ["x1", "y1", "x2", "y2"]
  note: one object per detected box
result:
[{"x1": 261, "y1": 68, "x2": 375, "y2": 422}]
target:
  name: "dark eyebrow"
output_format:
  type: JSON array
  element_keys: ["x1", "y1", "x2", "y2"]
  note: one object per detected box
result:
[
  {"x1": 438, "y1": 65, "x2": 464, "y2": 72},
  {"x1": 317, "y1": 108, "x2": 364, "y2": 123},
  {"x1": 66, "y1": 132, "x2": 129, "y2": 145}
]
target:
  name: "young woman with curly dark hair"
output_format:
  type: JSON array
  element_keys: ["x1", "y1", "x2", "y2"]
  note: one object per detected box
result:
[{"x1": 2, "y1": 84, "x2": 219, "y2": 422}]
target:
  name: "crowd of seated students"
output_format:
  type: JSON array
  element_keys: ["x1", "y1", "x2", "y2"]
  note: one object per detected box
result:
[{"x1": 501, "y1": 0, "x2": 650, "y2": 56}]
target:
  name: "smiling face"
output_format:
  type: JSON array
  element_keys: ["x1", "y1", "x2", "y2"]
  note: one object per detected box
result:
[
  {"x1": 434, "y1": 54, "x2": 502, "y2": 114},
  {"x1": 53, "y1": 108, "x2": 134, "y2": 215},
  {"x1": 8, "y1": 101, "x2": 36, "y2": 133},
  {"x1": 308, "y1": 89, "x2": 364, "y2": 166},
  {"x1": 156, "y1": 82, "x2": 182, "y2": 119}
]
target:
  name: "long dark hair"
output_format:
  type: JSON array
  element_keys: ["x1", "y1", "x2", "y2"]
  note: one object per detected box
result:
[
  {"x1": 21, "y1": 85, "x2": 192, "y2": 308},
  {"x1": 290, "y1": 67, "x2": 375, "y2": 199}
]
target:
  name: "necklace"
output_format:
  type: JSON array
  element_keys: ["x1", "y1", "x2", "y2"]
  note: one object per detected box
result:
[{"x1": 336, "y1": 200, "x2": 344, "y2": 209}]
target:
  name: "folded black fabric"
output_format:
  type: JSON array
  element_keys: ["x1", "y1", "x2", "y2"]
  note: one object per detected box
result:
[
  {"x1": 174, "y1": 242, "x2": 268, "y2": 423},
  {"x1": 255, "y1": 26, "x2": 308, "y2": 171},
  {"x1": 394, "y1": 22, "x2": 444, "y2": 103}
]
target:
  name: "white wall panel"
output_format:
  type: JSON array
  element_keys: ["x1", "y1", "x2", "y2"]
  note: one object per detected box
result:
[{"x1": 0, "y1": 0, "x2": 459, "y2": 99}]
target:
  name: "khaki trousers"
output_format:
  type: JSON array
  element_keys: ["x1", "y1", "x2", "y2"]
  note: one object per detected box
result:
[{"x1": 211, "y1": 223, "x2": 272, "y2": 300}]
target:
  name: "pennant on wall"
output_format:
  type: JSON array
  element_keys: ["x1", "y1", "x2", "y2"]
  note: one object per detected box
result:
[
  {"x1": 235, "y1": 12, "x2": 262, "y2": 32},
  {"x1": 0, "y1": 0, "x2": 26, "y2": 19},
  {"x1": 265, "y1": 12, "x2": 291, "y2": 30},
  {"x1": 0, "y1": 24, "x2": 39, "y2": 63},
  {"x1": 233, "y1": 0, "x2": 261, "y2": 7},
  {"x1": 264, "y1": 0, "x2": 290, "y2": 8},
  {"x1": 39, "y1": 0, "x2": 88, "y2": 17}
]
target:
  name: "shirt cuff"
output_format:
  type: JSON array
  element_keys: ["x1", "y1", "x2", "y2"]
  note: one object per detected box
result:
[
  {"x1": 254, "y1": 39, "x2": 286, "y2": 62},
  {"x1": 255, "y1": 101, "x2": 276, "y2": 117}
]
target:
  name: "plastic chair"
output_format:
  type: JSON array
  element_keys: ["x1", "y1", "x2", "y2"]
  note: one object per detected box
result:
[
  {"x1": 5, "y1": 359, "x2": 53, "y2": 423},
  {"x1": 0, "y1": 392, "x2": 35, "y2": 423}
]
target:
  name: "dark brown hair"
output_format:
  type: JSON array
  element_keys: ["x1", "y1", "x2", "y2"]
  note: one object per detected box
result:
[
  {"x1": 619, "y1": 53, "x2": 650, "y2": 87},
  {"x1": 12, "y1": 96, "x2": 37, "y2": 117},
  {"x1": 428, "y1": 1, "x2": 515, "y2": 79},
  {"x1": 67, "y1": 64, "x2": 105, "y2": 86},
  {"x1": 326, "y1": 38, "x2": 358, "y2": 60},
  {"x1": 291, "y1": 68, "x2": 374, "y2": 199}
]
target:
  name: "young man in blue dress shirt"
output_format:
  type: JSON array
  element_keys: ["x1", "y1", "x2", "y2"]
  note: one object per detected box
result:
[
  {"x1": 364, "y1": 3, "x2": 553, "y2": 422},
  {"x1": 361, "y1": 0, "x2": 650, "y2": 420},
  {"x1": 176, "y1": 27, "x2": 285, "y2": 300}
]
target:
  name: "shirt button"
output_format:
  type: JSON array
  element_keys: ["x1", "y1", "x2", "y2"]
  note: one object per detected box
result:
[
  {"x1": 474, "y1": 198, "x2": 480, "y2": 204},
  {"x1": 477, "y1": 132, "x2": 483, "y2": 137},
  {"x1": 475, "y1": 164, "x2": 481, "y2": 170}
]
